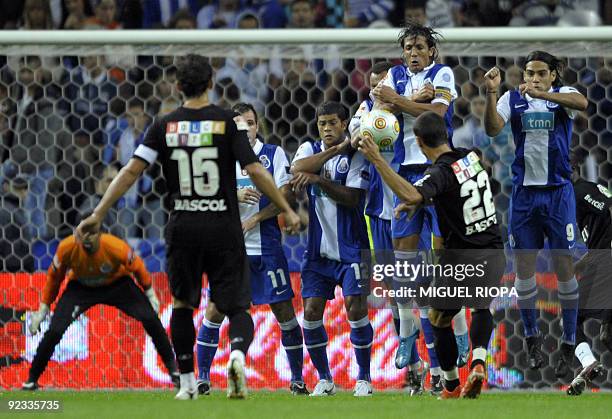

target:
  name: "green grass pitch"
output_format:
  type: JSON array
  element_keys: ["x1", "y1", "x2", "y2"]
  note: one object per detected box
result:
[{"x1": 1, "y1": 391, "x2": 612, "y2": 419}]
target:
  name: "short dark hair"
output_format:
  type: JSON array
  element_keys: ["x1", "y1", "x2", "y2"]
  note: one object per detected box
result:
[
  {"x1": 232, "y1": 102, "x2": 258, "y2": 124},
  {"x1": 413, "y1": 111, "x2": 447, "y2": 147},
  {"x1": 316, "y1": 101, "x2": 348, "y2": 121},
  {"x1": 398, "y1": 21, "x2": 441, "y2": 61},
  {"x1": 524, "y1": 50, "x2": 564, "y2": 88},
  {"x1": 175, "y1": 54, "x2": 213, "y2": 99},
  {"x1": 371, "y1": 61, "x2": 395, "y2": 75}
]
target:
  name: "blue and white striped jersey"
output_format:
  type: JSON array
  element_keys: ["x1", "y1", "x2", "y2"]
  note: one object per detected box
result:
[
  {"x1": 293, "y1": 141, "x2": 370, "y2": 263},
  {"x1": 236, "y1": 139, "x2": 291, "y2": 255},
  {"x1": 496, "y1": 86, "x2": 579, "y2": 187},
  {"x1": 350, "y1": 98, "x2": 396, "y2": 220},
  {"x1": 381, "y1": 62, "x2": 457, "y2": 166}
]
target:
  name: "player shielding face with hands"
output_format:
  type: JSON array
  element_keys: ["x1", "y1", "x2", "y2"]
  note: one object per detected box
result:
[
  {"x1": 290, "y1": 102, "x2": 373, "y2": 397},
  {"x1": 23, "y1": 230, "x2": 177, "y2": 391},
  {"x1": 77, "y1": 54, "x2": 300, "y2": 401},
  {"x1": 363, "y1": 22, "x2": 463, "y2": 393},
  {"x1": 483, "y1": 52, "x2": 588, "y2": 377},
  {"x1": 359, "y1": 112, "x2": 506, "y2": 399}
]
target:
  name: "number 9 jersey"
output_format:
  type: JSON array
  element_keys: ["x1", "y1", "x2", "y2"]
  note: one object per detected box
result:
[
  {"x1": 133, "y1": 105, "x2": 258, "y2": 249},
  {"x1": 413, "y1": 148, "x2": 503, "y2": 249}
]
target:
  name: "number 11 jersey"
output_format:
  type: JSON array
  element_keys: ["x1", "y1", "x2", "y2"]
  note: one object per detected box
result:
[
  {"x1": 134, "y1": 105, "x2": 258, "y2": 249},
  {"x1": 413, "y1": 148, "x2": 503, "y2": 249}
]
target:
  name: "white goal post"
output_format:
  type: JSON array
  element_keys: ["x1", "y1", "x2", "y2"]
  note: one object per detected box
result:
[{"x1": 0, "y1": 27, "x2": 611, "y2": 57}]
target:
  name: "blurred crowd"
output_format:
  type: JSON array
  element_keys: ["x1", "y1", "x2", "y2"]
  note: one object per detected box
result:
[
  {"x1": 0, "y1": 0, "x2": 611, "y2": 272},
  {"x1": 0, "y1": 0, "x2": 610, "y2": 30}
]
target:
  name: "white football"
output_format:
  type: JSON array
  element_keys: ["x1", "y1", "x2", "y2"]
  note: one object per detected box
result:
[{"x1": 359, "y1": 109, "x2": 400, "y2": 149}]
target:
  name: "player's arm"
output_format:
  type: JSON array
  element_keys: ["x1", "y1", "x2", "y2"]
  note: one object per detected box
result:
[
  {"x1": 318, "y1": 177, "x2": 363, "y2": 208},
  {"x1": 373, "y1": 68, "x2": 454, "y2": 118},
  {"x1": 242, "y1": 184, "x2": 292, "y2": 233},
  {"x1": 520, "y1": 85, "x2": 588, "y2": 111},
  {"x1": 246, "y1": 163, "x2": 296, "y2": 215},
  {"x1": 483, "y1": 67, "x2": 506, "y2": 137},
  {"x1": 231, "y1": 117, "x2": 300, "y2": 233},
  {"x1": 292, "y1": 171, "x2": 363, "y2": 207},
  {"x1": 77, "y1": 119, "x2": 164, "y2": 236},
  {"x1": 378, "y1": 88, "x2": 447, "y2": 118},
  {"x1": 95, "y1": 158, "x2": 147, "y2": 217},
  {"x1": 290, "y1": 139, "x2": 350, "y2": 175},
  {"x1": 358, "y1": 136, "x2": 423, "y2": 205}
]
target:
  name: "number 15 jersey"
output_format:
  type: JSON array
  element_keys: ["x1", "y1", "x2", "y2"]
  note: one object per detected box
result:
[
  {"x1": 134, "y1": 105, "x2": 258, "y2": 249},
  {"x1": 413, "y1": 148, "x2": 503, "y2": 249}
]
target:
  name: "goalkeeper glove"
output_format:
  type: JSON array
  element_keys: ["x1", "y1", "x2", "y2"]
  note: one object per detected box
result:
[
  {"x1": 145, "y1": 287, "x2": 160, "y2": 313},
  {"x1": 29, "y1": 303, "x2": 50, "y2": 335}
]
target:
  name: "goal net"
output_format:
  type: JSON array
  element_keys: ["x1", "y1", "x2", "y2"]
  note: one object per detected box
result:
[{"x1": 0, "y1": 28, "x2": 611, "y2": 391}]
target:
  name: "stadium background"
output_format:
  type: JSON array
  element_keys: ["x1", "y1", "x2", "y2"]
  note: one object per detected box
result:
[{"x1": 1, "y1": 0, "x2": 611, "y2": 392}]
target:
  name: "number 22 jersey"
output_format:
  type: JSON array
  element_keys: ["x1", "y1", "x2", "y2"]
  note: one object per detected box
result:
[
  {"x1": 133, "y1": 105, "x2": 258, "y2": 249},
  {"x1": 413, "y1": 148, "x2": 503, "y2": 249}
]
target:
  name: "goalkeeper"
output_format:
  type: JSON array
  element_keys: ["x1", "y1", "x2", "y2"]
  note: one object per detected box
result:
[{"x1": 22, "y1": 228, "x2": 179, "y2": 390}]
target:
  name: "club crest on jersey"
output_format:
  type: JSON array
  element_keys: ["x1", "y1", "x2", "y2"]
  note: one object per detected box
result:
[
  {"x1": 241, "y1": 169, "x2": 248, "y2": 176},
  {"x1": 259, "y1": 155, "x2": 271, "y2": 169},
  {"x1": 337, "y1": 157, "x2": 350, "y2": 174},
  {"x1": 100, "y1": 263, "x2": 112, "y2": 274},
  {"x1": 546, "y1": 101, "x2": 559, "y2": 109}
]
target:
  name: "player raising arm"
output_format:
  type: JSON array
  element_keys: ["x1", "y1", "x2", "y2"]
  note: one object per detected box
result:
[
  {"x1": 23, "y1": 230, "x2": 178, "y2": 391},
  {"x1": 77, "y1": 54, "x2": 299, "y2": 400},
  {"x1": 359, "y1": 112, "x2": 506, "y2": 399},
  {"x1": 483, "y1": 52, "x2": 588, "y2": 376}
]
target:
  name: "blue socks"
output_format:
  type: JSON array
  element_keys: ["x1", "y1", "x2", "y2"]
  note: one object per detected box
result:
[
  {"x1": 349, "y1": 316, "x2": 373, "y2": 382},
  {"x1": 558, "y1": 277, "x2": 579, "y2": 344},
  {"x1": 303, "y1": 319, "x2": 332, "y2": 381},
  {"x1": 279, "y1": 318, "x2": 305, "y2": 383},
  {"x1": 196, "y1": 318, "x2": 221, "y2": 381},
  {"x1": 514, "y1": 275, "x2": 539, "y2": 337},
  {"x1": 420, "y1": 308, "x2": 440, "y2": 374}
]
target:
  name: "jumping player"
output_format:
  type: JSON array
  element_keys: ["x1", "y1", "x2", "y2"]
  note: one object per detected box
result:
[
  {"x1": 369, "y1": 22, "x2": 462, "y2": 393},
  {"x1": 483, "y1": 52, "x2": 588, "y2": 374}
]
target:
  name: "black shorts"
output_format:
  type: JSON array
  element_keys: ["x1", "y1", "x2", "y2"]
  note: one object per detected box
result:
[
  {"x1": 47, "y1": 277, "x2": 157, "y2": 335},
  {"x1": 429, "y1": 249, "x2": 507, "y2": 311},
  {"x1": 166, "y1": 244, "x2": 250, "y2": 314}
]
